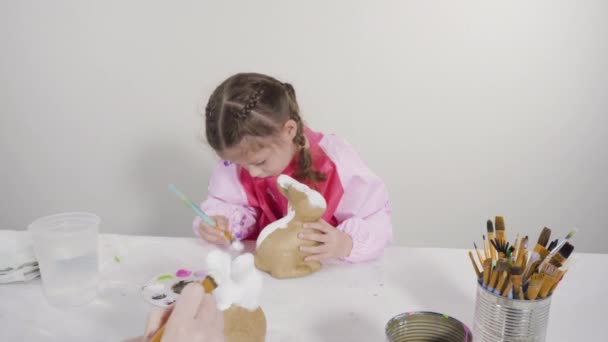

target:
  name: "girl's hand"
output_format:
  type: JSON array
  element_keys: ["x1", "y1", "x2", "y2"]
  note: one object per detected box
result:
[
  {"x1": 198, "y1": 216, "x2": 230, "y2": 246},
  {"x1": 143, "y1": 283, "x2": 224, "y2": 342},
  {"x1": 298, "y1": 219, "x2": 353, "y2": 261}
]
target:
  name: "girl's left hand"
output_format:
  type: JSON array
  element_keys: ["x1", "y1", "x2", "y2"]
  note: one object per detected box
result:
[{"x1": 298, "y1": 220, "x2": 353, "y2": 261}]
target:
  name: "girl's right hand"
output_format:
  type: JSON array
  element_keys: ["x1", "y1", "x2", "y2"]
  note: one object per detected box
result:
[
  {"x1": 198, "y1": 216, "x2": 230, "y2": 245},
  {"x1": 143, "y1": 283, "x2": 224, "y2": 342}
]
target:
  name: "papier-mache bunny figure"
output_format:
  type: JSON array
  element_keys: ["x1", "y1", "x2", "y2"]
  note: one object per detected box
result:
[
  {"x1": 206, "y1": 250, "x2": 266, "y2": 342},
  {"x1": 254, "y1": 174, "x2": 327, "y2": 279}
]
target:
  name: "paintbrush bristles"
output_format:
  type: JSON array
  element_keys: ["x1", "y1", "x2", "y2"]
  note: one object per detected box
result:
[
  {"x1": 491, "y1": 239, "x2": 510, "y2": 255},
  {"x1": 539, "y1": 274, "x2": 558, "y2": 298},
  {"x1": 566, "y1": 228, "x2": 578, "y2": 240},
  {"x1": 510, "y1": 266, "x2": 523, "y2": 276},
  {"x1": 558, "y1": 242, "x2": 574, "y2": 260},
  {"x1": 494, "y1": 216, "x2": 506, "y2": 244},
  {"x1": 526, "y1": 274, "x2": 544, "y2": 300},
  {"x1": 548, "y1": 242, "x2": 574, "y2": 267},
  {"x1": 495, "y1": 216, "x2": 506, "y2": 247},
  {"x1": 524, "y1": 260, "x2": 542, "y2": 282},
  {"x1": 510, "y1": 266, "x2": 524, "y2": 299},
  {"x1": 548, "y1": 239, "x2": 558, "y2": 251},
  {"x1": 537, "y1": 227, "x2": 551, "y2": 248},
  {"x1": 541, "y1": 263, "x2": 559, "y2": 277},
  {"x1": 487, "y1": 220, "x2": 497, "y2": 260},
  {"x1": 494, "y1": 216, "x2": 505, "y2": 233}
]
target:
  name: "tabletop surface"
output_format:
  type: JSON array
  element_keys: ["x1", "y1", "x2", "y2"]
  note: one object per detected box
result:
[{"x1": 0, "y1": 231, "x2": 606, "y2": 341}]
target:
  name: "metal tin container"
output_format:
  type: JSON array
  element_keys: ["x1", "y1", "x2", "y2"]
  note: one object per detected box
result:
[
  {"x1": 473, "y1": 282, "x2": 551, "y2": 341},
  {"x1": 386, "y1": 311, "x2": 472, "y2": 342}
]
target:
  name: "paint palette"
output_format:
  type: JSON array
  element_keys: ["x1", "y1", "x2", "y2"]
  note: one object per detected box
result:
[{"x1": 141, "y1": 268, "x2": 208, "y2": 307}]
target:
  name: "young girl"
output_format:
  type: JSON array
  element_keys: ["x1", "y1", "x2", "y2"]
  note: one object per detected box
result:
[{"x1": 193, "y1": 73, "x2": 392, "y2": 263}]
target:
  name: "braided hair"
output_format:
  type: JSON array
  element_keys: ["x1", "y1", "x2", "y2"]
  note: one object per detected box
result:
[{"x1": 204, "y1": 73, "x2": 326, "y2": 184}]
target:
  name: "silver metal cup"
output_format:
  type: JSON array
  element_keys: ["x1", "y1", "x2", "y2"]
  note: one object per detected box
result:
[
  {"x1": 386, "y1": 311, "x2": 472, "y2": 342},
  {"x1": 473, "y1": 282, "x2": 551, "y2": 341}
]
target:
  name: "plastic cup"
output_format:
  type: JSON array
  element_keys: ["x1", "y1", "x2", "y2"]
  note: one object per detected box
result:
[{"x1": 28, "y1": 212, "x2": 100, "y2": 308}]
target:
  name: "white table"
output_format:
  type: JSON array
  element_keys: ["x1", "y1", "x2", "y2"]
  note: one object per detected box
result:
[{"x1": 0, "y1": 232, "x2": 606, "y2": 341}]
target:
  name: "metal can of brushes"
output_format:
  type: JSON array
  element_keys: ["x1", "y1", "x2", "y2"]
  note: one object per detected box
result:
[
  {"x1": 385, "y1": 311, "x2": 472, "y2": 342},
  {"x1": 473, "y1": 282, "x2": 552, "y2": 341}
]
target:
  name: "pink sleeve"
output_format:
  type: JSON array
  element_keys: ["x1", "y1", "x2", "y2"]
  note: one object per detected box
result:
[
  {"x1": 193, "y1": 161, "x2": 259, "y2": 240},
  {"x1": 319, "y1": 135, "x2": 394, "y2": 263}
]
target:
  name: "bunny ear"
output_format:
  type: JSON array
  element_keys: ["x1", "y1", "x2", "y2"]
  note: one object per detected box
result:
[
  {"x1": 276, "y1": 175, "x2": 291, "y2": 198},
  {"x1": 206, "y1": 250, "x2": 232, "y2": 285},
  {"x1": 231, "y1": 253, "x2": 256, "y2": 282},
  {"x1": 278, "y1": 184, "x2": 289, "y2": 198}
]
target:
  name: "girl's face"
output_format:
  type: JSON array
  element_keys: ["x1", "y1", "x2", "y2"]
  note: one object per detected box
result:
[{"x1": 220, "y1": 120, "x2": 298, "y2": 178}]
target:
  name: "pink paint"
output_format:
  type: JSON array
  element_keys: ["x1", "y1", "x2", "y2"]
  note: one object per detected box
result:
[
  {"x1": 193, "y1": 270, "x2": 207, "y2": 278},
  {"x1": 176, "y1": 269, "x2": 192, "y2": 277}
]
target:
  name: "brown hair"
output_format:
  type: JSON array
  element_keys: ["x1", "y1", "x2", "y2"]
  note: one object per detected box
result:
[{"x1": 204, "y1": 73, "x2": 326, "y2": 183}]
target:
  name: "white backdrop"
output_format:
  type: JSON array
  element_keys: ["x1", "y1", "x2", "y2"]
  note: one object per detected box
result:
[{"x1": 1, "y1": 1, "x2": 607, "y2": 252}]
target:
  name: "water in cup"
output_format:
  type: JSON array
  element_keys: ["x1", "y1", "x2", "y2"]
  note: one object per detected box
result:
[{"x1": 28, "y1": 212, "x2": 100, "y2": 308}]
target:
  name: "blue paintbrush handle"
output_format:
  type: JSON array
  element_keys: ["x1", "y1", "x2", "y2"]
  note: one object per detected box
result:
[
  {"x1": 168, "y1": 184, "x2": 216, "y2": 226},
  {"x1": 189, "y1": 202, "x2": 216, "y2": 226}
]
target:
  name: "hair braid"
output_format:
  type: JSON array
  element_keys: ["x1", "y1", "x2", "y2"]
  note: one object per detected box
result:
[
  {"x1": 236, "y1": 83, "x2": 264, "y2": 120},
  {"x1": 287, "y1": 91, "x2": 326, "y2": 184},
  {"x1": 203, "y1": 73, "x2": 327, "y2": 184}
]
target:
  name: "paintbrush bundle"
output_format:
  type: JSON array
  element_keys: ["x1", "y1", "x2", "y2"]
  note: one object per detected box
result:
[{"x1": 469, "y1": 216, "x2": 578, "y2": 300}]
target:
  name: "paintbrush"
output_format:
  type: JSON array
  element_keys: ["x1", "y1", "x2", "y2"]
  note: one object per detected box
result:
[
  {"x1": 558, "y1": 254, "x2": 577, "y2": 272},
  {"x1": 487, "y1": 220, "x2": 496, "y2": 261},
  {"x1": 489, "y1": 258, "x2": 506, "y2": 291},
  {"x1": 547, "y1": 239, "x2": 558, "y2": 252},
  {"x1": 526, "y1": 273, "x2": 544, "y2": 300},
  {"x1": 510, "y1": 266, "x2": 524, "y2": 300},
  {"x1": 469, "y1": 251, "x2": 482, "y2": 278},
  {"x1": 493, "y1": 260, "x2": 509, "y2": 295},
  {"x1": 507, "y1": 246, "x2": 515, "y2": 261},
  {"x1": 515, "y1": 236, "x2": 528, "y2": 267},
  {"x1": 473, "y1": 242, "x2": 484, "y2": 265},
  {"x1": 538, "y1": 264, "x2": 559, "y2": 298},
  {"x1": 547, "y1": 242, "x2": 574, "y2": 268},
  {"x1": 512, "y1": 233, "x2": 520, "y2": 260},
  {"x1": 150, "y1": 276, "x2": 218, "y2": 342},
  {"x1": 482, "y1": 259, "x2": 492, "y2": 288},
  {"x1": 495, "y1": 216, "x2": 506, "y2": 243},
  {"x1": 540, "y1": 229, "x2": 577, "y2": 269},
  {"x1": 169, "y1": 184, "x2": 242, "y2": 251},
  {"x1": 502, "y1": 281, "x2": 513, "y2": 298},
  {"x1": 548, "y1": 256, "x2": 577, "y2": 296},
  {"x1": 547, "y1": 269, "x2": 566, "y2": 296},
  {"x1": 482, "y1": 235, "x2": 490, "y2": 259},
  {"x1": 490, "y1": 239, "x2": 510, "y2": 259},
  {"x1": 524, "y1": 227, "x2": 551, "y2": 278},
  {"x1": 520, "y1": 250, "x2": 529, "y2": 271}
]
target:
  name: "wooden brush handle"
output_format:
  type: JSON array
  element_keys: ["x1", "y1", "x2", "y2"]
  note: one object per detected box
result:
[
  {"x1": 468, "y1": 251, "x2": 481, "y2": 278},
  {"x1": 495, "y1": 271, "x2": 508, "y2": 294},
  {"x1": 149, "y1": 276, "x2": 217, "y2": 342},
  {"x1": 223, "y1": 230, "x2": 234, "y2": 242},
  {"x1": 501, "y1": 281, "x2": 513, "y2": 297}
]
